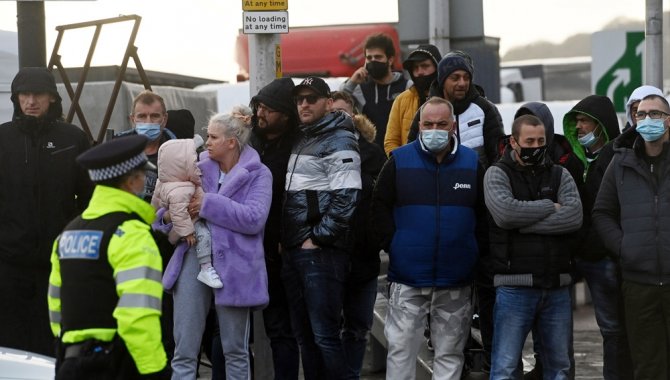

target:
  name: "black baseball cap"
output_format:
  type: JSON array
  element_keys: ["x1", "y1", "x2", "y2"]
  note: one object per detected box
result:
[{"x1": 292, "y1": 77, "x2": 331, "y2": 98}]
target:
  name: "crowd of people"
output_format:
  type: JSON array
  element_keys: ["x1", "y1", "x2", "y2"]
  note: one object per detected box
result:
[{"x1": 0, "y1": 31, "x2": 669, "y2": 380}]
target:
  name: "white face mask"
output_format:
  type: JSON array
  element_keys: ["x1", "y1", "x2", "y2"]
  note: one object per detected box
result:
[{"x1": 421, "y1": 129, "x2": 451, "y2": 153}]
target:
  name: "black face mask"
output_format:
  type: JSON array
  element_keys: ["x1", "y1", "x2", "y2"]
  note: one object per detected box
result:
[
  {"x1": 366, "y1": 61, "x2": 389, "y2": 80},
  {"x1": 515, "y1": 145, "x2": 547, "y2": 166},
  {"x1": 412, "y1": 72, "x2": 436, "y2": 94}
]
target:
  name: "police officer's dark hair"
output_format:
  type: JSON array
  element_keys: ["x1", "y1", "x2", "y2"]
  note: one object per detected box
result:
[
  {"x1": 364, "y1": 33, "x2": 396, "y2": 58},
  {"x1": 512, "y1": 114, "x2": 544, "y2": 140},
  {"x1": 97, "y1": 167, "x2": 145, "y2": 188}
]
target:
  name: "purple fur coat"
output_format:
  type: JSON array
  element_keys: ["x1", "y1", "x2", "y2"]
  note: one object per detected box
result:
[{"x1": 162, "y1": 146, "x2": 272, "y2": 308}]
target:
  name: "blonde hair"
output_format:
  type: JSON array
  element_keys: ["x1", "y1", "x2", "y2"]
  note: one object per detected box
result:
[{"x1": 207, "y1": 105, "x2": 253, "y2": 149}]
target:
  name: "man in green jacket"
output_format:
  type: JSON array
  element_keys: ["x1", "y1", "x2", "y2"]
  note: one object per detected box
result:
[{"x1": 48, "y1": 135, "x2": 168, "y2": 379}]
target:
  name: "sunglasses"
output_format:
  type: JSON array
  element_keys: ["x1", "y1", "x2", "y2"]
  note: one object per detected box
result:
[{"x1": 294, "y1": 94, "x2": 324, "y2": 105}]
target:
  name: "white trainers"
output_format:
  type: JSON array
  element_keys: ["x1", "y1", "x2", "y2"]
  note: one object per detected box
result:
[{"x1": 197, "y1": 266, "x2": 223, "y2": 288}]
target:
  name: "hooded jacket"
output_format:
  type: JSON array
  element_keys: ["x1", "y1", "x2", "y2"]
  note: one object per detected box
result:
[
  {"x1": 282, "y1": 111, "x2": 362, "y2": 250},
  {"x1": 341, "y1": 71, "x2": 409, "y2": 148},
  {"x1": 563, "y1": 95, "x2": 621, "y2": 261},
  {"x1": 593, "y1": 136, "x2": 670, "y2": 286},
  {"x1": 407, "y1": 80, "x2": 505, "y2": 168},
  {"x1": 0, "y1": 67, "x2": 93, "y2": 269},
  {"x1": 151, "y1": 138, "x2": 205, "y2": 245}
]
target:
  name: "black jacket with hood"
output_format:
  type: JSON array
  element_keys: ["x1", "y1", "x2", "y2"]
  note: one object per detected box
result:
[
  {"x1": 0, "y1": 67, "x2": 93, "y2": 269},
  {"x1": 563, "y1": 95, "x2": 621, "y2": 261},
  {"x1": 249, "y1": 78, "x2": 301, "y2": 267}
]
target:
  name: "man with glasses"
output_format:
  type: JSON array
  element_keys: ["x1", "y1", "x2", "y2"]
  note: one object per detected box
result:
[
  {"x1": 562, "y1": 95, "x2": 633, "y2": 379},
  {"x1": 371, "y1": 97, "x2": 485, "y2": 379},
  {"x1": 594, "y1": 93, "x2": 670, "y2": 379},
  {"x1": 282, "y1": 76, "x2": 361, "y2": 379},
  {"x1": 249, "y1": 77, "x2": 301, "y2": 380}
]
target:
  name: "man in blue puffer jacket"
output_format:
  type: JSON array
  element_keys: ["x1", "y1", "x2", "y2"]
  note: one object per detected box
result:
[{"x1": 372, "y1": 96, "x2": 486, "y2": 379}]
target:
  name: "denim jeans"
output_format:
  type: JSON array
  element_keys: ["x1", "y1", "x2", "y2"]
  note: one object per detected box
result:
[
  {"x1": 576, "y1": 258, "x2": 633, "y2": 380},
  {"x1": 491, "y1": 286, "x2": 572, "y2": 380},
  {"x1": 282, "y1": 247, "x2": 349, "y2": 380},
  {"x1": 342, "y1": 277, "x2": 378, "y2": 379}
]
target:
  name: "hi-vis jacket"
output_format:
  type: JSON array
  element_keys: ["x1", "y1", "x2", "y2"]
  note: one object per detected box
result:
[{"x1": 47, "y1": 185, "x2": 167, "y2": 374}]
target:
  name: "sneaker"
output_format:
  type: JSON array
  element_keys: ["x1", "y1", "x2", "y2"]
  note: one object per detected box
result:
[{"x1": 197, "y1": 266, "x2": 223, "y2": 288}]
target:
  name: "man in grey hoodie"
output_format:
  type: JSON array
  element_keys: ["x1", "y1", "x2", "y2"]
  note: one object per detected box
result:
[{"x1": 341, "y1": 33, "x2": 409, "y2": 149}]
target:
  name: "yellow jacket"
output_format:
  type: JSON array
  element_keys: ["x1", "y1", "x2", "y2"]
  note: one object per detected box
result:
[
  {"x1": 384, "y1": 86, "x2": 420, "y2": 155},
  {"x1": 48, "y1": 185, "x2": 167, "y2": 374}
]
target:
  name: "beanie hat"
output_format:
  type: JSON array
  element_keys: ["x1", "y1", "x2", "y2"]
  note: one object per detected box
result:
[
  {"x1": 403, "y1": 44, "x2": 442, "y2": 72},
  {"x1": 437, "y1": 55, "x2": 474, "y2": 88},
  {"x1": 251, "y1": 77, "x2": 297, "y2": 118}
]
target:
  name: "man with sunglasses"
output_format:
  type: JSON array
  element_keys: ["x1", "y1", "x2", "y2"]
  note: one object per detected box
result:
[
  {"x1": 562, "y1": 95, "x2": 633, "y2": 380},
  {"x1": 594, "y1": 93, "x2": 670, "y2": 379},
  {"x1": 281, "y1": 76, "x2": 361, "y2": 380}
]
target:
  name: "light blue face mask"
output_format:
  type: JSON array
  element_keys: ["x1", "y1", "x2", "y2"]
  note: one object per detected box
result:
[
  {"x1": 421, "y1": 129, "x2": 451, "y2": 153},
  {"x1": 578, "y1": 130, "x2": 599, "y2": 148},
  {"x1": 636, "y1": 117, "x2": 667, "y2": 142},
  {"x1": 135, "y1": 123, "x2": 162, "y2": 141}
]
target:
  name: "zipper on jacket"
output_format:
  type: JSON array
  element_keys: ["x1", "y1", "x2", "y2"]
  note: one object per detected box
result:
[
  {"x1": 655, "y1": 194, "x2": 663, "y2": 285},
  {"x1": 433, "y1": 163, "x2": 440, "y2": 286}
]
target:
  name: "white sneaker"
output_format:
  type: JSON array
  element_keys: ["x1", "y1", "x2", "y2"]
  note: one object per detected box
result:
[{"x1": 197, "y1": 266, "x2": 223, "y2": 288}]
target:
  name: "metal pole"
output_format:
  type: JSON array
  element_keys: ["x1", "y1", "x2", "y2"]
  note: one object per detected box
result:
[
  {"x1": 645, "y1": 0, "x2": 663, "y2": 88},
  {"x1": 248, "y1": 34, "x2": 281, "y2": 98},
  {"x1": 429, "y1": 0, "x2": 450, "y2": 55},
  {"x1": 17, "y1": 0, "x2": 47, "y2": 67}
]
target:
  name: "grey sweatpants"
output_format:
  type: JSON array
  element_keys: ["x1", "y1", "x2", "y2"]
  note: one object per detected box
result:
[
  {"x1": 385, "y1": 283, "x2": 473, "y2": 380},
  {"x1": 171, "y1": 247, "x2": 251, "y2": 380},
  {"x1": 190, "y1": 219, "x2": 212, "y2": 265}
]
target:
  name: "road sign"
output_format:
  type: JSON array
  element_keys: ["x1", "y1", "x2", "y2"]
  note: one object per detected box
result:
[
  {"x1": 243, "y1": 11, "x2": 289, "y2": 34},
  {"x1": 592, "y1": 31, "x2": 645, "y2": 113},
  {"x1": 242, "y1": 0, "x2": 288, "y2": 11},
  {"x1": 275, "y1": 44, "x2": 283, "y2": 78}
]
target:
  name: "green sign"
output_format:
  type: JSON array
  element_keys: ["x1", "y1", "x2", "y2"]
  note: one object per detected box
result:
[{"x1": 594, "y1": 32, "x2": 644, "y2": 113}]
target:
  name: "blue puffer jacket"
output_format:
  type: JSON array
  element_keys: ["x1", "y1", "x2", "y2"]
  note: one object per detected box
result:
[
  {"x1": 282, "y1": 111, "x2": 362, "y2": 250},
  {"x1": 375, "y1": 139, "x2": 482, "y2": 288}
]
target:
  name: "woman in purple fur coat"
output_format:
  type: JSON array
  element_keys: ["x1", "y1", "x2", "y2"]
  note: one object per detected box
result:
[{"x1": 162, "y1": 106, "x2": 272, "y2": 379}]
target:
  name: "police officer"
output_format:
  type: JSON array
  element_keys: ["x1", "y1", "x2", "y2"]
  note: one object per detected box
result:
[{"x1": 47, "y1": 135, "x2": 169, "y2": 379}]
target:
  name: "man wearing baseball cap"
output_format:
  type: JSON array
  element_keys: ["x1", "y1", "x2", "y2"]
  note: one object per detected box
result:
[
  {"x1": 282, "y1": 76, "x2": 362, "y2": 379},
  {"x1": 48, "y1": 134, "x2": 169, "y2": 379},
  {"x1": 385, "y1": 44, "x2": 442, "y2": 155},
  {"x1": 407, "y1": 52, "x2": 505, "y2": 169},
  {"x1": 0, "y1": 67, "x2": 93, "y2": 356}
]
